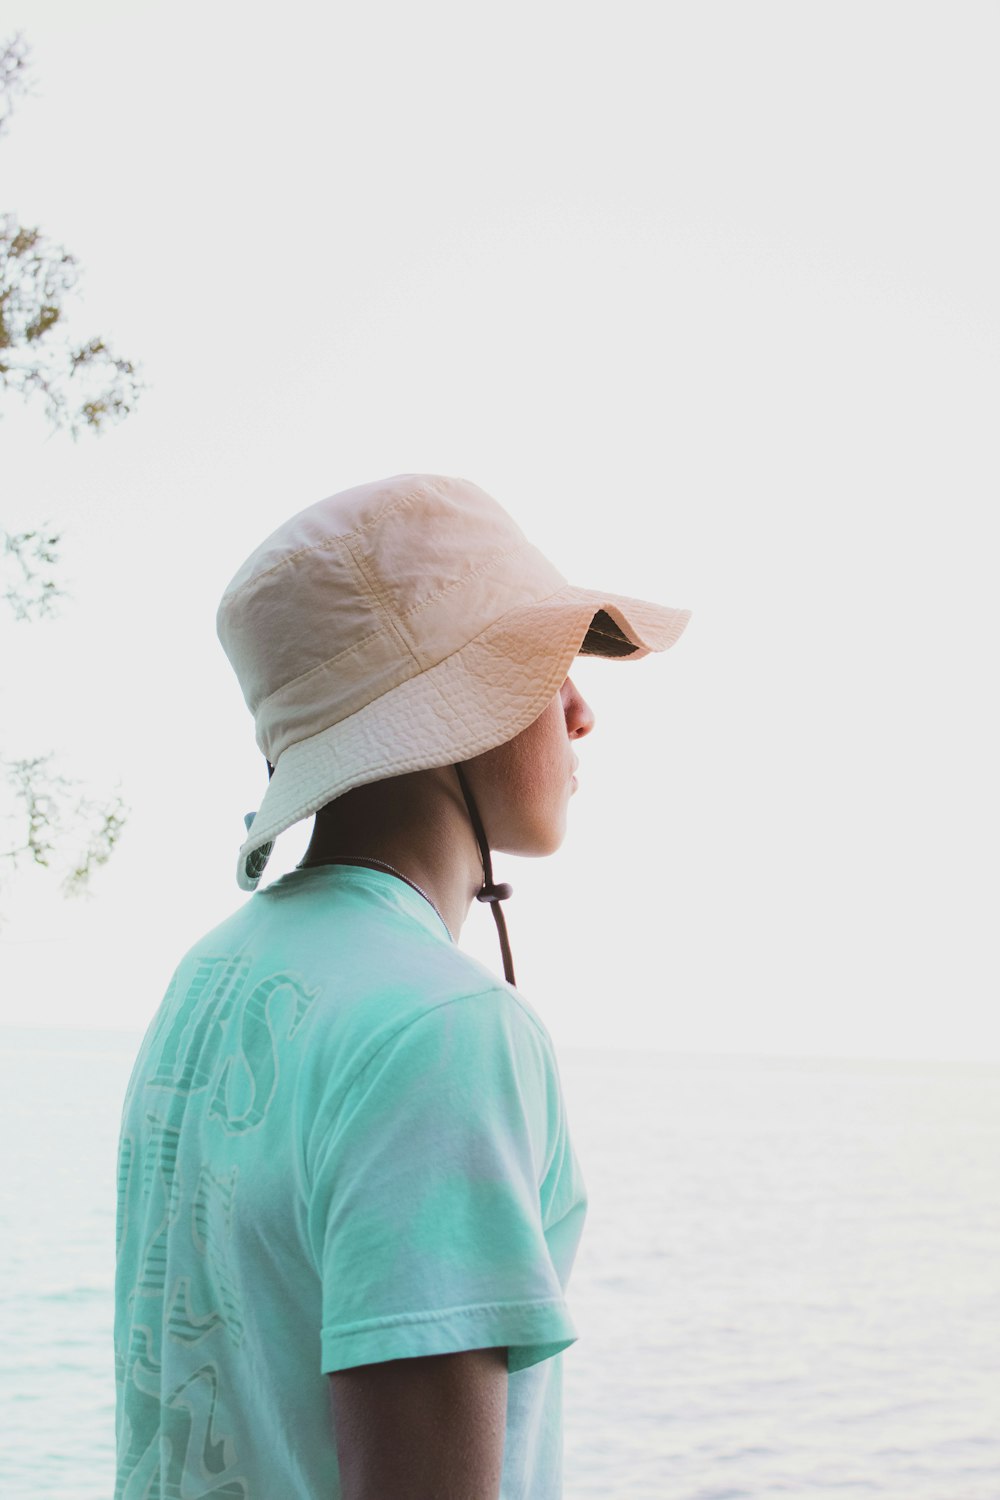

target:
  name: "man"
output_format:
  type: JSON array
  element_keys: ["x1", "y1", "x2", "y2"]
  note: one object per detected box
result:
[{"x1": 114, "y1": 473, "x2": 690, "y2": 1498}]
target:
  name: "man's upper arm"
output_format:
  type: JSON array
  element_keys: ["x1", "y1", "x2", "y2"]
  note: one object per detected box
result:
[{"x1": 329, "y1": 1346, "x2": 508, "y2": 1500}]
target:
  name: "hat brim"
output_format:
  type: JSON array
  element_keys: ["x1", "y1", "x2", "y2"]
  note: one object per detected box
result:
[{"x1": 237, "y1": 583, "x2": 690, "y2": 889}]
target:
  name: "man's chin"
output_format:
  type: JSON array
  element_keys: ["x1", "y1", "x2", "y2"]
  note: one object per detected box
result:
[{"x1": 496, "y1": 822, "x2": 566, "y2": 860}]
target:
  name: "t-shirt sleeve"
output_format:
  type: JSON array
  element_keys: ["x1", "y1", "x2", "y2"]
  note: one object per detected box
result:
[{"x1": 308, "y1": 987, "x2": 580, "y2": 1376}]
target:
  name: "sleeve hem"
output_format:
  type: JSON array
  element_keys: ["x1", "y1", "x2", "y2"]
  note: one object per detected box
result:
[{"x1": 321, "y1": 1296, "x2": 578, "y2": 1376}]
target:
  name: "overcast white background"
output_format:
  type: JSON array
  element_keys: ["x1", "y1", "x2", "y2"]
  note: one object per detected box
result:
[{"x1": 1, "y1": 0, "x2": 996, "y2": 1062}]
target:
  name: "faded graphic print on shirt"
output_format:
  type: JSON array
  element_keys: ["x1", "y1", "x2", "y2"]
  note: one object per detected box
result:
[{"x1": 115, "y1": 956, "x2": 317, "y2": 1498}]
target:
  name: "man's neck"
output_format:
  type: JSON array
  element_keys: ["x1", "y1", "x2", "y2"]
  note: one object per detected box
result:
[{"x1": 298, "y1": 768, "x2": 484, "y2": 941}]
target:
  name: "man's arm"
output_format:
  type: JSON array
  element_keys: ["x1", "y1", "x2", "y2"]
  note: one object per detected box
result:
[{"x1": 329, "y1": 1346, "x2": 508, "y2": 1500}]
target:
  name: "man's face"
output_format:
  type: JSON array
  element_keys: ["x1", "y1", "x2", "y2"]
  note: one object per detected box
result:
[{"x1": 463, "y1": 676, "x2": 596, "y2": 857}]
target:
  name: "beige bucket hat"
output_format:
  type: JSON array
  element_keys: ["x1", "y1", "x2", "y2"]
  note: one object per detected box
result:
[{"x1": 217, "y1": 473, "x2": 691, "y2": 891}]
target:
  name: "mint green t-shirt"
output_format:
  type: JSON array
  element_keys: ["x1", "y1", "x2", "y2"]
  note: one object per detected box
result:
[{"x1": 114, "y1": 864, "x2": 588, "y2": 1498}]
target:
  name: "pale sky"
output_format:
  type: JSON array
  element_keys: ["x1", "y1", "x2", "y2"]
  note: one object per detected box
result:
[{"x1": 1, "y1": 0, "x2": 996, "y2": 1062}]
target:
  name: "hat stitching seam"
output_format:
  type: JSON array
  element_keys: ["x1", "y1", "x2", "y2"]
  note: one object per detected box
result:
[
  {"x1": 218, "y1": 484, "x2": 450, "y2": 604},
  {"x1": 344, "y1": 536, "x2": 421, "y2": 671},
  {"x1": 253, "y1": 595, "x2": 656, "y2": 721},
  {"x1": 253, "y1": 625, "x2": 394, "y2": 713},
  {"x1": 220, "y1": 532, "x2": 353, "y2": 604},
  {"x1": 256, "y1": 587, "x2": 589, "y2": 766},
  {"x1": 250, "y1": 549, "x2": 565, "y2": 717},
  {"x1": 254, "y1": 581, "x2": 581, "y2": 724},
  {"x1": 253, "y1": 594, "x2": 685, "y2": 751},
  {"x1": 248, "y1": 548, "x2": 538, "y2": 714},
  {"x1": 394, "y1": 539, "x2": 538, "y2": 621},
  {"x1": 229, "y1": 524, "x2": 532, "y2": 633}
]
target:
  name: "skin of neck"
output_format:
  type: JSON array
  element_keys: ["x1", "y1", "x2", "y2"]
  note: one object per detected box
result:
[{"x1": 298, "y1": 767, "x2": 485, "y2": 940}]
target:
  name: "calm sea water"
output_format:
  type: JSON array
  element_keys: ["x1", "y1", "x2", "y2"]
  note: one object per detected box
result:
[{"x1": 1, "y1": 1028, "x2": 997, "y2": 1499}]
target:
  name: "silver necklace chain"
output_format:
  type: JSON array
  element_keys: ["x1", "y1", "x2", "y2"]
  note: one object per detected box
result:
[{"x1": 295, "y1": 854, "x2": 448, "y2": 929}]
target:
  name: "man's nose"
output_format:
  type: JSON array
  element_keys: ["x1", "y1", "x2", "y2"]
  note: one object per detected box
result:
[{"x1": 564, "y1": 679, "x2": 596, "y2": 739}]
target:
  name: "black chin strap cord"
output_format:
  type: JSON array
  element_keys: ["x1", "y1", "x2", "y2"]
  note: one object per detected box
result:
[
  {"x1": 453, "y1": 762, "x2": 517, "y2": 988},
  {"x1": 259, "y1": 757, "x2": 516, "y2": 987}
]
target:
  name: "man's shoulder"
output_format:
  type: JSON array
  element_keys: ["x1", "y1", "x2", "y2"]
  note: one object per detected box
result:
[{"x1": 165, "y1": 878, "x2": 554, "y2": 1067}]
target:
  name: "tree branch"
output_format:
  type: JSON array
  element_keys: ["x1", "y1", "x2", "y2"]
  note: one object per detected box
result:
[
  {"x1": 0, "y1": 33, "x2": 30, "y2": 137},
  {"x1": 0, "y1": 213, "x2": 144, "y2": 434},
  {"x1": 0, "y1": 753, "x2": 130, "y2": 922},
  {"x1": 0, "y1": 33, "x2": 138, "y2": 918},
  {"x1": 1, "y1": 522, "x2": 68, "y2": 621}
]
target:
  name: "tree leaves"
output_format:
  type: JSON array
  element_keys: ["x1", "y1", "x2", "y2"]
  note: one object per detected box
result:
[
  {"x1": 0, "y1": 753, "x2": 130, "y2": 921},
  {"x1": 0, "y1": 37, "x2": 143, "y2": 435},
  {"x1": 0, "y1": 211, "x2": 143, "y2": 435},
  {"x1": 1, "y1": 32, "x2": 141, "y2": 906},
  {"x1": 1, "y1": 524, "x2": 66, "y2": 622}
]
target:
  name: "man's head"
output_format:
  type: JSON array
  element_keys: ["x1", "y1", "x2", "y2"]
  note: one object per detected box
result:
[{"x1": 218, "y1": 473, "x2": 689, "y2": 891}]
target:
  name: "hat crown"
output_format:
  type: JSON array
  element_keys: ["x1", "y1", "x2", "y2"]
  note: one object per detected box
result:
[{"x1": 216, "y1": 474, "x2": 566, "y2": 763}]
